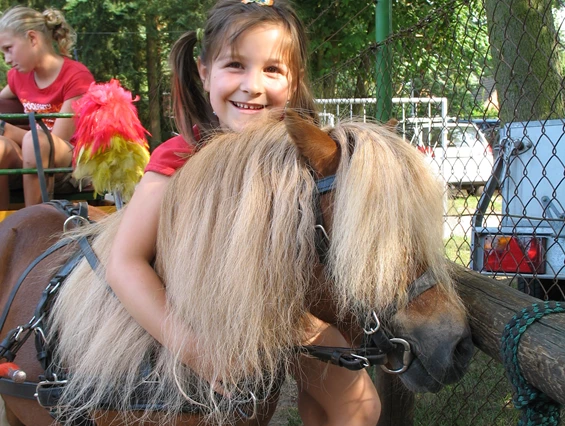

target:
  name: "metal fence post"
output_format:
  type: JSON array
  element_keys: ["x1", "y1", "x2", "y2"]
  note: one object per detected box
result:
[{"x1": 375, "y1": 0, "x2": 392, "y2": 122}]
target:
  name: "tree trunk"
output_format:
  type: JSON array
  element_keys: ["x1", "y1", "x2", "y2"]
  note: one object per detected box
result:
[
  {"x1": 484, "y1": 0, "x2": 565, "y2": 122},
  {"x1": 145, "y1": 14, "x2": 162, "y2": 149}
]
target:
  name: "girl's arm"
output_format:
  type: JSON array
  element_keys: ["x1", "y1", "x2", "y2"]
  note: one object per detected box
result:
[
  {"x1": 50, "y1": 95, "x2": 80, "y2": 142},
  {"x1": 0, "y1": 85, "x2": 16, "y2": 99},
  {"x1": 106, "y1": 171, "x2": 198, "y2": 364}
]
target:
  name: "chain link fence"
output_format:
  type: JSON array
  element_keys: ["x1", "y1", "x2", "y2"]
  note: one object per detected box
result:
[{"x1": 312, "y1": 0, "x2": 565, "y2": 424}]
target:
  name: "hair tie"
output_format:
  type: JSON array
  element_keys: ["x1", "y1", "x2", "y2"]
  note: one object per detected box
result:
[
  {"x1": 196, "y1": 28, "x2": 204, "y2": 43},
  {"x1": 241, "y1": 0, "x2": 274, "y2": 5}
]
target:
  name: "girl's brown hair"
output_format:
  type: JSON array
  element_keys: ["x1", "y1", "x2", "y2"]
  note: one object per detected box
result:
[
  {"x1": 0, "y1": 6, "x2": 76, "y2": 58},
  {"x1": 170, "y1": 0, "x2": 318, "y2": 143}
]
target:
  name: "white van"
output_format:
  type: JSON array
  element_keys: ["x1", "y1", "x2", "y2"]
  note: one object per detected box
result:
[{"x1": 407, "y1": 119, "x2": 494, "y2": 195}]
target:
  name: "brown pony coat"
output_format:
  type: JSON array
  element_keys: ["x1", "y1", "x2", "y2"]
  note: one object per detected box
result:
[{"x1": 45, "y1": 116, "x2": 459, "y2": 425}]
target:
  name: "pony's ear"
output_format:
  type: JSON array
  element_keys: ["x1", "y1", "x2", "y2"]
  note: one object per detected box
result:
[{"x1": 284, "y1": 109, "x2": 340, "y2": 177}]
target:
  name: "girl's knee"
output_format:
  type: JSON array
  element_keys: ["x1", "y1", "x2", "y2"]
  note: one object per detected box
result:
[
  {"x1": 330, "y1": 390, "x2": 381, "y2": 426},
  {"x1": 21, "y1": 131, "x2": 48, "y2": 164},
  {"x1": 0, "y1": 137, "x2": 20, "y2": 167},
  {"x1": 357, "y1": 392, "x2": 381, "y2": 426}
]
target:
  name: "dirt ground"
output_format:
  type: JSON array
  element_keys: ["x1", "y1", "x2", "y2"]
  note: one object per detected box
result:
[{"x1": 269, "y1": 379, "x2": 299, "y2": 426}]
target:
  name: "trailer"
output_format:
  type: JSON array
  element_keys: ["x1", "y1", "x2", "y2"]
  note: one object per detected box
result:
[{"x1": 471, "y1": 119, "x2": 565, "y2": 299}]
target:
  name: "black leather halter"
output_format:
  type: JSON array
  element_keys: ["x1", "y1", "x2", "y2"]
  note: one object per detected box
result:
[
  {"x1": 306, "y1": 174, "x2": 437, "y2": 373},
  {"x1": 313, "y1": 175, "x2": 335, "y2": 263}
]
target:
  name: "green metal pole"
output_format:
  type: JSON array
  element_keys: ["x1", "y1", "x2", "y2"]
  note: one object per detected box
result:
[{"x1": 375, "y1": 0, "x2": 392, "y2": 122}]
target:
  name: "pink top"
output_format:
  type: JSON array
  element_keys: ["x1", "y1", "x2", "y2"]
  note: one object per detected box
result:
[
  {"x1": 7, "y1": 57, "x2": 95, "y2": 131},
  {"x1": 144, "y1": 134, "x2": 196, "y2": 176}
]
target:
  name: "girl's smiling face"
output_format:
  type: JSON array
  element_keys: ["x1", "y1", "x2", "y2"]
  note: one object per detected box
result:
[{"x1": 198, "y1": 24, "x2": 292, "y2": 132}]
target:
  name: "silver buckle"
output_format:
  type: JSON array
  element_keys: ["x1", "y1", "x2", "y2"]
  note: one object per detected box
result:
[
  {"x1": 35, "y1": 376, "x2": 68, "y2": 408},
  {"x1": 380, "y1": 338, "x2": 413, "y2": 374},
  {"x1": 363, "y1": 311, "x2": 381, "y2": 335}
]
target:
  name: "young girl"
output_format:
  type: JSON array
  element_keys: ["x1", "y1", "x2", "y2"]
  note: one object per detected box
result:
[
  {"x1": 106, "y1": 0, "x2": 381, "y2": 424},
  {"x1": 0, "y1": 6, "x2": 95, "y2": 210}
]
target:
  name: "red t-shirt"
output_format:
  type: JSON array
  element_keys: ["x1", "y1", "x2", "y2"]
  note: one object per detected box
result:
[
  {"x1": 144, "y1": 135, "x2": 196, "y2": 176},
  {"x1": 7, "y1": 57, "x2": 95, "y2": 131}
]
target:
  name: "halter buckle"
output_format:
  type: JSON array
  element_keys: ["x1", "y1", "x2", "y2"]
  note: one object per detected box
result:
[
  {"x1": 351, "y1": 353, "x2": 370, "y2": 369},
  {"x1": 63, "y1": 215, "x2": 90, "y2": 233},
  {"x1": 380, "y1": 338, "x2": 413, "y2": 374}
]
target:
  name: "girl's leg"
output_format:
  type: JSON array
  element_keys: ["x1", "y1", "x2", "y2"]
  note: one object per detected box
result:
[
  {"x1": 0, "y1": 137, "x2": 22, "y2": 210},
  {"x1": 294, "y1": 315, "x2": 381, "y2": 426},
  {"x1": 20, "y1": 130, "x2": 73, "y2": 206}
]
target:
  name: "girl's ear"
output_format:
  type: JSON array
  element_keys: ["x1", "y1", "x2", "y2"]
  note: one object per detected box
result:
[
  {"x1": 287, "y1": 68, "x2": 303, "y2": 105},
  {"x1": 26, "y1": 30, "x2": 39, "y2": 47},
  {"x1": 197, "y1": 57, "x2": 210, "y2": 92}
]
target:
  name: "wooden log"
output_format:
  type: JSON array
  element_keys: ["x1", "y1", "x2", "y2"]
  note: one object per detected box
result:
[{"x1": 450, "y1": 263, "x2": 565, "y2": 405}]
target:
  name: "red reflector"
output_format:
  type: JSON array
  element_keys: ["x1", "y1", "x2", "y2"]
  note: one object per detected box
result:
[{"x1": 483, "y1": 236, "x2": 545, "y2": 273}]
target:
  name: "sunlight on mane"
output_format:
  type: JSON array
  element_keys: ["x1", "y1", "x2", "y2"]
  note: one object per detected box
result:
[{"x1": 48, "y1": 115, "x2": 456, "y2": 425}]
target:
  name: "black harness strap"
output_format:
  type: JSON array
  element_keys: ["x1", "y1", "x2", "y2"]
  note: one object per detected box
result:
[
  {"x1": 0, "y1": 201, "x2": 98, "y2": 424},
  {"x1": 315, "y1": 175, "x2": 336, "y2": 194},
  {"x1": 305, "y1": 174, "x2": 435, "y2": 373},
  {"x1": 300, "y1": 345, "x2": 387, "y2": 370},
  {"x1": 0, "y1": 378, "x2": 37, "y2": 400},
  {"x1": 0, "y1": 200, "x2": 92, "y2": 337},
  {"x1": 313, "y1": 175, "x2": 335, "y2": 263},
  {"x1": 0, "y1": 238, "x2": 72, "y2": 339},
  {"x1": 34, "y1": 249, "x2": 88, "y2": 374},
  {"x1": 78, "y1": 236, "x2": 100, "y2": 271}
]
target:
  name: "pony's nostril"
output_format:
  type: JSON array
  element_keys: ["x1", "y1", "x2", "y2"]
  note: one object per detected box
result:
[{"x1": 454, "y1": 334, "x2": 474, "y2": 370}]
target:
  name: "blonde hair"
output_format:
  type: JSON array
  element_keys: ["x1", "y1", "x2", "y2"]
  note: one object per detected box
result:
[
  {"x1": 0, "y1": 6, "x2": 76, "y2": 57},
  {"x1": 49, "y1": 116, "x2": 458, "y2": 424}
]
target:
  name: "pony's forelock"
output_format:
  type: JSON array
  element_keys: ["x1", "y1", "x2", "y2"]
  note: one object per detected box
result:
[{"x1": 327, "y1": 122, "x2": 458, "y2": 321}]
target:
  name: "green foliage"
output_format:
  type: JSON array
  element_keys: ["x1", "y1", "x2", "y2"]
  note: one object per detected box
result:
[{"x1": 0, "y1": 0, "x2": 562, "y2": 140}]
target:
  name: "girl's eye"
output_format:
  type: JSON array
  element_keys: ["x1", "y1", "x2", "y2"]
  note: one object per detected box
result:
[
  {"x1": 265, "y1": 66, "x2": 280, "y2": 73},
  {"x1": 227, "y1": 62, "x2": 243, "y2": 69}
]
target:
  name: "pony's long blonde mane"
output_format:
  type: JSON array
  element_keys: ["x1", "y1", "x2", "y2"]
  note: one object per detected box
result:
[
  {"x1": 327, "y1": 122, "x2": 454, "y2": 318},
  {"x1": 49, "y1": 117, "x2": 453, "y2": 425}
]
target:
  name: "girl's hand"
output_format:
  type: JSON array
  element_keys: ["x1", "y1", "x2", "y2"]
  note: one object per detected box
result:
[{"x1": 169, "y1": 326, "x2": 231, "y2": 397}]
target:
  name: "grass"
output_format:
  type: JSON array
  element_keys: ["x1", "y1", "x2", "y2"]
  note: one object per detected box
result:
[
  {"x1": 446, "y1": 193, "x2": 502, "y2": 217},
  {"x1": 444, "y1": 194, "x2": 502, "y2": 267},
  {"x1": 414, "y1": 350, "x2": 520, "y2": 426}
]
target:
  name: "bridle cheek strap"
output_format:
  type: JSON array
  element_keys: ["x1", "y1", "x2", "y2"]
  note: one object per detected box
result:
[
  {"x1": 308, "y1": 174, "x2": 436, "y2": 374},
  {"x1": 313, "y1": 175, "x2": 335, "y2": 263}
]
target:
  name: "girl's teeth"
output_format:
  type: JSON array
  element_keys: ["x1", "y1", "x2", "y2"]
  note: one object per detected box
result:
[{"x1": 234, "y1": 102, "x2": 263, "y2": 110}]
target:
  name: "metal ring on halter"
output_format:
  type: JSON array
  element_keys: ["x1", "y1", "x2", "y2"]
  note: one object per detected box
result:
[
  {"x1": 34, "y1": 327, "x2": 47, "y2": 345},
  {"x1": 351, "y1": 353, "x2": 370, "y2": 369},
  {"x1": 363, "y1": 311, "x2": 381, "y2": 335},
  {"x1": 235, "y1": 391, "x2": 257, "y2": 420},
  {"x1": 380, "y1": 338, "x2": 413, "y2": 374},
  {"x1": 63, "y1": 215, "x2": 90, "y2": 232}
]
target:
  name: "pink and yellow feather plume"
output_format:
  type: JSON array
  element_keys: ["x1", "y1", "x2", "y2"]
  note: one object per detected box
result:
[{"x1": 72, "y1": 79, "x2": 150, "y2": 201}]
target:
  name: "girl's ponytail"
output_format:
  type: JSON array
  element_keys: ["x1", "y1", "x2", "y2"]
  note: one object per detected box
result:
[
  {"x1": 170, "y1": 32, "x2": 217, "y2": 143},
  {"x1": 0, "y1": 6, "x2": 76, "y2": 59},
  {"x1": 43, "y1": 8, "x2": 76, "y2": 58}
]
